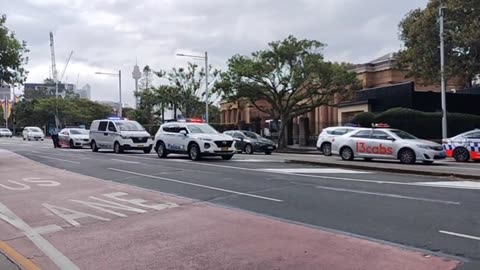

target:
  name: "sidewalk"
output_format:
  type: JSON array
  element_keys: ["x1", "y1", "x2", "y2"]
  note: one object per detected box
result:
[
  {"x1": 283, "y1": 154, "x2": 480, "y2": 180},
  {"x1": 0, "y1": 149, "x2": 460, "y2": 270}
]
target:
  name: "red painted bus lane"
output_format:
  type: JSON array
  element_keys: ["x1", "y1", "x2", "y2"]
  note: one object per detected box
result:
[{"x1": 0, "y1": 150, "x2": 459, "y2": 270}]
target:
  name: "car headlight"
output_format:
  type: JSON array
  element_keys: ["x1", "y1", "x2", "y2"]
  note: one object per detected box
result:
[
  {"x1": 121, "y1": 135, "x2": 130, "y2": 139},
  {"x1": 198, "y1": 137, "x2": 213, "y2": 141}
]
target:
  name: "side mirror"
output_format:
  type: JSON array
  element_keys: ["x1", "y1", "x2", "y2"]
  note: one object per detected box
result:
[{"x1": 179, "y1": 130, "x2": 187, "y2": 136}]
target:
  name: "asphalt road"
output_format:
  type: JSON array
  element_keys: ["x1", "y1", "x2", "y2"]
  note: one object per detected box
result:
[{"x1": 1, "y1": 137, "x2": 480, "y2": 269}]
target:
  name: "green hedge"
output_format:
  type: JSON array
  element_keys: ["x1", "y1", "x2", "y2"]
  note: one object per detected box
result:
[{"x1": 351, "y1": 108, "x2": 480, "y2": 139}]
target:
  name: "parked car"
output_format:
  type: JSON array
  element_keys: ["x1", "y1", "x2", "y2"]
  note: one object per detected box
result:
[
  {"x1": 443, "y1": 129, "x2": 480, "y2": 162},
  {"x1": 154, "y1": 122, "x2": 236, "y2": 161},
  {"x1": 331, "y1": 128, "x2": 446, "y2": 164},
  {"x1": 223, "y1": 130, "x2": 276, "y2": 155},
  {"x1": 0, "y1": 128, "x2": 12, "y2": 138},
  {"x1": 89, "y1": 118, "x2": 153, "y2": 154},
  {"x1": 316, "y1": 126, "x2": 359, "y2": 156},
  {"x1": 22, "y1": 127, "x2": 45, "y2": 141},
  {"x1": 58, "y1": 128, "x2": 90, "y2": 148}
]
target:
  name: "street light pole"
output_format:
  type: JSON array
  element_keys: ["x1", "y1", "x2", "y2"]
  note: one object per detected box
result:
[
  {"x1": 204, "y1": 51, "x2": 209, "y2": 124},
  {"x1": 95, "y1": 70, "x2": 123, "y2": 118},
  {"x1": 118, "y1": 70, "x2": 122, "y2": 118},
  {"x1": 439, "y1": 5, "x2": 447, "y2": 139},
  {"x1": 176, "y1": 52, "x2": 210, "y2": 124}
]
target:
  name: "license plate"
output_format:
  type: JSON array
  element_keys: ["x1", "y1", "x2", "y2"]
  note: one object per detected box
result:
[
  {"x1": 137, "y1": 145, "x2": 144, "y2": 148},
  {"x1": 221, "y1": 147, "x2": 229, "y2": 151}
]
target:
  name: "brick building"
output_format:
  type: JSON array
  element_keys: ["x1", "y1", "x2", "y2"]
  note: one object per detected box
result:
[{"x1": 219, "y1": 53, "x2": 465, "y2": 145}]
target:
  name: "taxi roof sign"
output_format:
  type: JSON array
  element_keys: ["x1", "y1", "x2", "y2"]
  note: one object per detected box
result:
[{"x1": 372, "y1": 123, "x2": 390, "y2": 128}]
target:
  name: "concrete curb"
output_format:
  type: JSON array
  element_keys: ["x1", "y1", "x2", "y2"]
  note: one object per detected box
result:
[
  {"x1": 285, "y1": 159, "x2": 480, "y2": 181},
  {"x1": 276, "y1": 150, "x2": 320, "y2": 155}
]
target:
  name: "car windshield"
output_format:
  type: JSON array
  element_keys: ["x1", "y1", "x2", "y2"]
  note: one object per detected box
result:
[
  {"x1": 390, "y1": 129, "x2": 417, "y2": 139},
  {"x1": 0, "y1": 128, "x2": 9, "y2": 132},
  {"x1": 29, "y1": 127, "x2": 42, "y2": 133},
  {"x1": 70, "y1": 129, "x2": 89, "y2": 135},
  {"x1": 115, "y1": 121, "x2": 145, "y2": 131},
  {"x1": 243, "y1": 131, "x2": 259, "y2": 139},
  {"x1": 187, "y1": 124, "x2": 218, "y2": 134}
]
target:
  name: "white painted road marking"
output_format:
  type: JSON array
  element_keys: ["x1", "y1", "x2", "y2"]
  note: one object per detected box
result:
[
  {"x1": 111, "y1": 158, "x2": 140, "y2": 164},
  {"x1": 108, "y1": 168, "x2": 283, "y2": 202},
  {"x1": 315, "y1": 186, "x2": 461, "y2": 205},
  {"x1": 260, "y1": 168, "x2": 370, "y2": 174},
  {"x1": 0, "y1": 202, "x2": 80, "y2": 270},
  {"x1": 27, "y1": 154, "x2": 80, "y2": 164},
  {"x1": 415, "y1": 181, "x2": 480, "y2": 190},
  {"x1": 439, "y1": 230, "x2": 480, "y2": 241}
]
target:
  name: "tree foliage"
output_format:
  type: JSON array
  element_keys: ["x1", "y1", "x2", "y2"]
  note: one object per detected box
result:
[
  {"x1": 215, "y1": 35, "x2": 360, "y2": 147},
  {"x1": 12, "y1": 98, "x2": 111, "y2": 128},
  {"x1": 0, "y1": 14, "x2": 29, "y2": 86},
  {"x1": 397, "y1": 0, "x2": 480, "y2": 87}
]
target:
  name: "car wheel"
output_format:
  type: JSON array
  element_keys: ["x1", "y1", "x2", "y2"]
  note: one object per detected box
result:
[
  {"x1": 156, "y1": 142, "x2": 168, "y2": 158},
  {"x1": 143, "y1": 147, "x2": 152, "y2": 154},
  {"x1": 244, "y1": 144, "x2": 254, "y2": 154},
  {"x1": 340, "y1": 147, "x2": 354, "y2": 161},
  {"x1": 453, "y1": 147, "x2": 470, "y2": 162},
  {"x1": 189, "y1": 143, "x2": 202, "y2": 161},
  {"x1": 222, "y1": 155, "x2": 234, "y2": 160},
  {"x1": 114, "y1": 142, "x2": 123, "y2": 154},
  {"x1": 399, "y1": 148, "x2": 416, "y2": 164},
  {"x1": 69, "y1": 140, "x2": 74, "y2": 148},
  {"x1": 91, "y1": 141, "x2": 99, "y2": 152},
  {"x1": 321, "y1": 143, "x2": 332, "y2": 156},
  {"x1": 265, "y1": 151, "x2": 272, "y2": 155}
]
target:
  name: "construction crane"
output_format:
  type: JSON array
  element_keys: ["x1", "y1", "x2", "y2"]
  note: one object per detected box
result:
[
  {"x1": 60, "y1": 51, "x2": 74, "y2": 82},
  {"x1": 49, "y1": 31, "x2": 58, "y2": 82}
]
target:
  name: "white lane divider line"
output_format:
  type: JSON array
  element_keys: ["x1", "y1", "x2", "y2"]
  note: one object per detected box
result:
[
  {"x1": 27, "y1": 154, "x2": 80, "y2": 164},
  {"x1": 108, "y1": 168, "x2": 283, "y2": 202},
  {"x1": 414, "y1": 181, "x2": 480, "y2": 190},
  {"x1": 315, "y1": 186, "x2": 460, "y2": 205},
  {"x1": 0, "y1": 202, "x2": 80, "y2": 270},
  {"x1": 439, "y1": 230, "x2": 480, "y2": 241},
  {"x1": 260, "y1": 168, "x2": 370, "y2": 174},
  {"x1": 111, "y1": 159, "x2": 140, "y2": 164}
]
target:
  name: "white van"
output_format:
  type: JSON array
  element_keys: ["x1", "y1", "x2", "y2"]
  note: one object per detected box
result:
[{"x1": 89, "y1": 119, "x2": 153, "y2": 154}]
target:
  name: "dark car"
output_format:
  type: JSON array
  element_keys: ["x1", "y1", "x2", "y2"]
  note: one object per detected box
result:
[{"x1": 224, "y1": 130, "x2": 276, "y2": 155}]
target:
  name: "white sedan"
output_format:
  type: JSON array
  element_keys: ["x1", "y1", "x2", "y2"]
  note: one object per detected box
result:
[
  {"x1": 331, "y1": 128, "x2": 446, "y2": 164},
  {"x1": 0, "y1": 128, "x2": 12, "y2": 137}
]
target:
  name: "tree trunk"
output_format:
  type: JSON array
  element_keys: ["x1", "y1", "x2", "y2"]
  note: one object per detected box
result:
[{"x1": 277, "y1": 115, "x2": 288, "y2": 149}]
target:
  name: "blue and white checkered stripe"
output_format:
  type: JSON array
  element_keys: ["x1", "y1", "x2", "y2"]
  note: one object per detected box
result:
[{"x1": 470, "y1": 142, "x2": 480, "y2": 153}]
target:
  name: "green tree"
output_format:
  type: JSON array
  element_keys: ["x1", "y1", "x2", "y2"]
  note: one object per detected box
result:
[
  {"x1": 215, "y1": 35, "x2": 360, "y2": 148},
  {"x1": 0, "y1": 14, "x2": 29, "y2": 86},
  {"x1": 156, "y1": 62, "x2": 219, "y2": 119},
  {"x1": 397, "y1": 0, "x2": 480, "y2": 88},
  {"x1": 139, "y1": 65, "x2": 154, "y2": 91}
]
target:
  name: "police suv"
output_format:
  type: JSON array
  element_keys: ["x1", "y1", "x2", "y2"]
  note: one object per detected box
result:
[
  {"x1": 331, "y1": 127, "x2": 446, "y2": 164},
  {"x1": 443, "y1": 129, "x2": 480, "y2": 162},
  {"x1": 154, "y1": 122, "x2": 236, "y2": 161},
  {"x1": 90, "y1": 118, "x2": 153, "y2": 154}
]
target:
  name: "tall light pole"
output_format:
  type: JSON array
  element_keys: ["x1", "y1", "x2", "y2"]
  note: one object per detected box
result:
[
  {"x1": 439, "y1": 5, "x2": 447, "y2": 139},
  {"x1": 176, "y1": 52, "x2": 209, "y2": 123},
  {"x1": 132, "y1": 64, "x2": 141, "y2": 108},
  {"x1": 95, "y1": 70, "x2": 123, "y2": 118}
]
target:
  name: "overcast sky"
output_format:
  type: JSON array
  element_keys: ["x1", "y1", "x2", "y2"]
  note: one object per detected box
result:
[{"x1": 3, "y1": 0, "x2": 427, "y2": 107}]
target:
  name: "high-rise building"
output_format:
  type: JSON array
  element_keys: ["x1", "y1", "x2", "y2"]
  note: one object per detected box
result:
[{"x1": 75, "y1": 84, "x2": 91, "y2": 100}]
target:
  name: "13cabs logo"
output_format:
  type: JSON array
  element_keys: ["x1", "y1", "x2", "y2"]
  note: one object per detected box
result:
[{"x1": 356, "y1": 142, "x2": 393, "y2": 155}]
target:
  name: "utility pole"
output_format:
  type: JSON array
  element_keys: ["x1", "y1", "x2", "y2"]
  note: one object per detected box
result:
[
  {"x1": 118, "y1": 70, "x2": 122, "y2": 118},
  {"x1": 439, "y1": 5, "x2": 447, "y2": 139},
  {"x1": 204, "y1": 51, "x2": 209, "y2": 124}
]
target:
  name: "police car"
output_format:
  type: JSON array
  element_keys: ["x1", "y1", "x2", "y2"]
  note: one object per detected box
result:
[
  {"x1": 442, "y1": 129, "x2": 480, "y2": 162},
  {"x1": 316, "y1": 126, "x2": 359, "y2": 156},
  {"x1": 154, "y1": 121, "x2": 236, "y2": 161},
  {"x1": 331, "y1": 126, "x2": 446, "y2": 164}
]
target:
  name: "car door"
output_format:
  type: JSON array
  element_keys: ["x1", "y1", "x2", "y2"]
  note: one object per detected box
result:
[
  {"x1": 96, "y1": 121, "x2": 109, "y2": 147},
  {"x1": 233, "y1": 132, "x2": 246, "y2": 150},
  {"x1": 106, "y1": 121, "x2": 118, "y2": 149},
  {"x1": 177, "y1": 125, "x2": 190, "y2": 152},
  {"x1": 349, "y1": 130, "x2": 373, "y2": 158},
  {"x1": 465, "y1": 131, "x2": 480, "y2": 154},
  {"x1": 367, "y1": 130, "x2": 396, "y2": 159},
  {"x1": 164, "y1": 124, "x2": 180, "y2": 151},
  {"x1": 58, "y1": 129, "x2": 68, "y2": 146}
]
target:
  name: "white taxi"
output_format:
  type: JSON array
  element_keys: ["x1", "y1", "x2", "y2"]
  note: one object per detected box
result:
[
  {"x1": 331, "y1": 128, "x2": 446, "y2": 164},
  {"x1": 154, "y1": 122, "x2": 236, "y2": 161}
]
